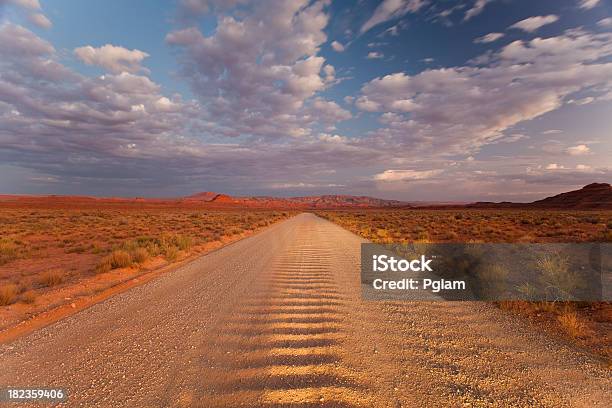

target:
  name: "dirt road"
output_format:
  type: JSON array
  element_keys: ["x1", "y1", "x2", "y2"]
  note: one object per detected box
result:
[{"x1": 1, "y1": 214, "x2": 610, "y2": 407}]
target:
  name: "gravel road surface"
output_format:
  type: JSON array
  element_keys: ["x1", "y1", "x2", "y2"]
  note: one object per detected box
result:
[{"x1": 1, "y1": 213, "x2": 610, "y2": 407}]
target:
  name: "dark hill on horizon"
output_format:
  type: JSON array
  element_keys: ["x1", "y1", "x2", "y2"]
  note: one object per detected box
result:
[
  {"x1": 0, "y1": 183, "x2": 610, "y2": 209},
  {"x1": 531, "y1": 182, "x2": 612, "y2": 209},
  {"x1": 183, "y1": 192, "x2": 409, "y2": 208},
  {"x1": 184, "y1": 183, "x2": 612, "y2": 209},
  {"x1": 466, "y1": 183, "x2": 612, "y2": 210}
]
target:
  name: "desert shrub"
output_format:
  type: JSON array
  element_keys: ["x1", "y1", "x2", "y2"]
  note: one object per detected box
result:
[
  {"x1": 557, "y1": 310, "x2": 592, "y2": 338},
  {"x1": 173, "y1": 235, "x2": 192, "y2": 251},
  {"x1": 442, "y1": 231, "x2": 459, "y2": 241},
  {"x1": 66, "y1": 245, "x2": 86, "y2": 254},
  {"x1": 581, "y1": 216, "x2": 600, "y2": 224},
  {"x1": 95, "y1": 257, "x2": 112, "y2": 274},
  {"x1": 516, "y1": 282, "x2": 540, "y2": 301},
  {"x1": 0, "y1": 238, "x2": 19, "y2": 265},
  {"x1": 164, "y1": 246, "x2": 178, "y2": 261},
  {"x1": 0, "y1": 284, "x2": 18, "y2": 306},
  {"x1": 20, "y1": 290, "x2": 37, "y2": 304},
  {"x1": 535, "y1": 301, "x2": 559, "y2": 313},
  {"x1": 536, "y1": 253, "x2": 582, "y2": 301},
  {"x1": 477, "y1": 264, "x2": 509, "y2": 298},
  {"x1": 38, "y1": 270, "x2": 64, "y2": 287},
  {"x1": 415, "y1": 231, "x2": 430, "y2": 241},
  {"x1": 228, "y1": 227, "x2": 242, "y2": 235},
  {"x1": 131, "y1": 247, "x2": 149, "y2": 264},
  {"x1": 108, "y1": 250, "x2": 132, "y2": 268}
]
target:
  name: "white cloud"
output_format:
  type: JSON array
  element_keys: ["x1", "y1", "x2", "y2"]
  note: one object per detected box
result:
[
  {"x1": 565, "y1": 144, "x2": 591, "y2": 155},
  {"x1": 474, "y1": 32, "x2": 504, "y2": 43},
  {"x1": 598, "y1": 18, "x2": 612, "y2": 28},
  {"x1": 542, "y1": 129, "x2": 563, "y2": 134},
  {"x1": 307, "y1": 97, "x2": 352, "y2": 123},
  {"x1": 166, "y1": 0, "x2": 336, "y2": 140},
  {"x1": 576, "y1": 164, "x2": 592, "y2": 171},
  {"x1": 1, "y1": 3, "x2": 609, "y2": 199},
  {"x1": 27, "y1": 12, "x2": 51, "y2": 28},
  {"x1": 578, "y1": 0, "x2": 600, "y2": 10},
  {"x1": 500, "y1": 133, "x2": 529, "y2": 143},
  {"x1": 0, "y1": 23, "x2": 54, "y2": 56},
  {"x1": 464, "y1": 0, "x2": 494, "y2": 21},
  {"x1": 545, "y1": 163, "x2": 565, "y2": 170},
  {"x1": 74, "y1": 44, "x2": 150, "y2": 74},
  {"x1": 9, "y1": 0, "x2": 41, "y2": 9},
  {"x1": 374, "y1": 169, "x2": 442, "y2": 181},
  {"x1": 568, "y1": 96, "x2": 594, "y2": 105},
  {"x1": 354, "y1": 29, "x2": 612, "y2": 157},
  {"x1": 355, "y1": 96, "x2": 381, "y2": 111},
  {"x1": 177, "y1": 0, "x2": 250, "y2": 17},
  {"x1": 360, "y1": 0, "x2": 427, "y2": 34},
  {"x1": 509, "y1": 15, "x2": 559, "y2": 33},
  {"x1": 268, "y1": 181, "x2": 345, "y2": 189},
  {"x1": 367, "y1": 51, "x2": 384, "y2": 59},
  {"x1": 1, "y1": 0, "x2": 52, "y2": 28},
  {"x1": 0, "y1": 23, "x2": 382, "y2": 196},
  {"x1": 330, "y1": 40, "x2": 345, "y2": 52}
]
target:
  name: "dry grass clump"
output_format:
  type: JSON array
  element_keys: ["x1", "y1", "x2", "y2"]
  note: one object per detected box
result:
[
  {"x1": 477, "y1": 264, "x2": 509, "y2": 298},
  {"x1": 164, "y1": 246, "x2": 179, "y2": 261},
  {"x1": 536, "y1": 253, "x2": 582, "y2": 301},
  {"x1": 173, "y1": 235, "x2": 192, "y2": 251},
  {"x1": 130, "y1": 247, "x2": 149, "y2": 264},
  {"x1": 108, "y1": 250, "x2": 132, "y2": 269},
  {"x1": 20, "y1": 290, "x2": 37, "y2": 304},
  {"x1": 95, "y1": 250, "x2": 132, "y2": 273},
  {"x1": 95, "y1": 257, "x2": 113, "y2": 274},
  {"x1": 37, "y1": 269, "x2": 65, "y2": 287},
  {"x1": 0, "y1": 284, "x2": 18, "y2": 306},
  {"x1": 0, "y1": 238, "x2": 19, "y2": 266},
  {"x1": 557, "y1": 310, "x2": 593, "y2": 338}
]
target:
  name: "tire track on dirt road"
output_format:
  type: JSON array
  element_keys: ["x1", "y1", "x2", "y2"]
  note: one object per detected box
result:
[{"x1": 169, "y1": 220, "x2": 375, "y2": 407}]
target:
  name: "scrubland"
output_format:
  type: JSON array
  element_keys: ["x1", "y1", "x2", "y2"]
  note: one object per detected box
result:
[
  {"x1": 317, "y1": 209, "x2": 612, "y2": 361},
  {"x1": 0, "y1": 207, "x2": 291, "y2": 330}
]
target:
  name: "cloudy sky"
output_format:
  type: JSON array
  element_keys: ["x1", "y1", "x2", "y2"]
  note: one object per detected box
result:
[{"x1": 0, "y1": 0, "x2": 610, "y2": 201}]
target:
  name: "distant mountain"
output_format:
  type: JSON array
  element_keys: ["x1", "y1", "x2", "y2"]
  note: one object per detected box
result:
[
  {"x1": 531, "y1": 183, "x2": 612, "y2": 209},
  {"x1": 2, "y1": 183, "x2": 609, "y2": 209},
  {"x1": 184, "y1": 192, "x2": 409, "y2": 208},
  {"x1": 186, "y1": 192, "x2": 222, "y2": 202},
  {"x1": 467, "y1": 183, "x2": 612, "y2": 210}
]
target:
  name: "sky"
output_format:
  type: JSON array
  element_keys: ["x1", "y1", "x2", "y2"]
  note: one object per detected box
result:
[{"x1": 0, "y1": 0, "x2": 610, "y2": 201}]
